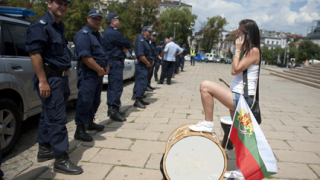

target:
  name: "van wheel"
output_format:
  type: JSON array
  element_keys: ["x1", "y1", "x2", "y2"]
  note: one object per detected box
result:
[{"x1": 0, "y1": 98, "x2": 22, "y2": 156}]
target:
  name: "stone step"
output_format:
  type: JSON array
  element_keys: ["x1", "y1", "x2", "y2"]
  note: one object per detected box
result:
[
  {"x1": 277, "y1": 71, "x2": 320, "y2": 84},
  {"x1": 293, "y1": 69, "x2": 320, "y2": 76},
  {"x1": 270, "y1": 72, "x2": 320, "y2": 89},
  {"x1": 283, "y1": 70, "x2": 320, "y2": 80}
]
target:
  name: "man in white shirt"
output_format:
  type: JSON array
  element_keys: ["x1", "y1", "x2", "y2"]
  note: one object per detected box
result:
[{"x1": 158, "y1": 38, "x2": 183, "y2": 85}]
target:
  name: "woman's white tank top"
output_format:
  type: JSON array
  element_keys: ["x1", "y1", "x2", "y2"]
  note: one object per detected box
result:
[{"x1": 230, "y1": 64, "x2": 259, "y2": 95}]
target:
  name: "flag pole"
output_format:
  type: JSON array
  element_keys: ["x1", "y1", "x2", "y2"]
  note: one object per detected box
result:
[{"x1": 225, "y1": 82, "x2": 247, "y2": 151}]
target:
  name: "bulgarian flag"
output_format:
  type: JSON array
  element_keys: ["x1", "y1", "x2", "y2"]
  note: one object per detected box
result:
[{"x1": 228, "y1": 95, "x2": 278, "y2": 180}]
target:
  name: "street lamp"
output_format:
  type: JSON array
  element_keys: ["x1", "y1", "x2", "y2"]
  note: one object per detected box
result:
[
  {"x1": 189, "y1": 22, "x2": 195, "y2": 48},
  {"x1": 174, "y1": 22, "x2": 179, "y2": 38}
]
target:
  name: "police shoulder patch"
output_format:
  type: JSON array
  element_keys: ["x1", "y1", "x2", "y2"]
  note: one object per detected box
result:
[
  {"x1": 83, "y1": 30, "x2": 89, "y2": 34},
  {"x1": 39, "y1": 20, "x2": 47, "y2": 25},
  {"x1": 141, "y1": 39, "x2": 144, "y2": 41}
]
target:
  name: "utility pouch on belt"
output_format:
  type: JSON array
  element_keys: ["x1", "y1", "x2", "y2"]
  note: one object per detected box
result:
[{"x1": 43, "y1": 61, "x2": 51, "y2": 77}]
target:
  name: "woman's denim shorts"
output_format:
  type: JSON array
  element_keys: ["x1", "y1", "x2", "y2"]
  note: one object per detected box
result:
[{"x1": 232, "y1": 92, "x2": 254, "y2": 110}]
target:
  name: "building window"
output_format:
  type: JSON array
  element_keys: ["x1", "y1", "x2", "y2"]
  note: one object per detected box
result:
[
  {"x1": 267, "y1": 41, "x2": 269, "y2": 44},
  {"x1": 272, "y1": 41, "x2": 274, "y2": 44},
  {"x1": 268, "y1": 47, "x2": 271, "y2": 50}
]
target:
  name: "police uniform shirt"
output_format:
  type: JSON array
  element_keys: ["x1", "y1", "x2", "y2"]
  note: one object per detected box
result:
[
  {"x1": 148, "y1": 39, "x2": 157, "y2": 62},
  {"x1": 74, "y1": 24, "x2": 107, "y2": 67},
  {"x1": 26, "y1": 11, "x2": 71, "y2": 71},
  {"x1": 103, "y1": 25, "x2": 132, "y2": 59},
  {"x1": 134, "y1": 34, "x2": 151, "y2": 63}
]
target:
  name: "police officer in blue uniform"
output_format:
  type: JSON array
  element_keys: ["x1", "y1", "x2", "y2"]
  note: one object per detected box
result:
[
  {"x1": 174, "y1": 43, "x2": 181, "y2": 74},
  {"x1": 146, "y1": 31, "x2": 158, "y2": 91},
  {"x1": 26, "y1": 0, "x2": 82, "y2": 174},
  {"x1": 103, "y1": 12, "x2": 132, "y2": 122},
  {"x1": 154, "y1": 41, "x2": 164, "y2": 81},
  {"x1": 133, "y1": 26, "x2": 154, "y2": 108},
  {"x1": 73, "y1": 9, "x2": 108, "y2": 142},
  {"x1": 180, "y1": 44, "x2": 188, "y2": 71}
]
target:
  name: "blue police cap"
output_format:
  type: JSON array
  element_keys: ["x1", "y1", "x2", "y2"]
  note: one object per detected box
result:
[
  {"x1": 160, "y1": 41, "x2": 164, "y2": 45},
  {"x1": 183, "y1": 44, "x2": 186, "y2": 47},
  {"x1": 49, "y1": 0, "x2": 72, "y2": 3},
  {"x1": 107, "y1": 12, "x2": 122, "y2": 21},
  {"x1": 88, "y1": 9, "x2": 103, "y2": 18},
  {"x1": 142, "y1": 26, "x2": 153, "y2": 32}
]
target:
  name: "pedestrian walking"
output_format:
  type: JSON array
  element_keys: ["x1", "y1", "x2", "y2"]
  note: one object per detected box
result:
[
  {"x1": 158, "y1": 38, "x2": 183, "y2": 85},
  {"x1": 190, "y1": 47, "x2": 195, "y2": 66},
  {"x1": 146, "y1": 31, "x2": 158, "y2": 91},
  {"x1": 133, "y1": 26, "x2": 154, "y2": 108},
  {"x1": 73, "y1": 9, "x2": 108, "y2": 142},
  {"x1": 154, "y1": 41, "x2": 164, "y2": 81},
  {"x1": 103, "y1": 12, "x2": 132, "y2": 122},
  {"x1": 25, "y1": 0, "x2": 83, "y2": 174},
  {"x1": 180, "y1": 44, "x2": 188, "y2": 71},
  {"x1": 174, "y1": 43, "x2": 181, "y2": 74}
]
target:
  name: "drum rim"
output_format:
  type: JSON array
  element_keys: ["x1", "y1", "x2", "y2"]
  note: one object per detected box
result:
[
  {"x1": 165, "y1": 123, "x2": 195, "y2": 150},
  {"x1": 163, "y1": 132, "x2": 227, "y2": 180}
]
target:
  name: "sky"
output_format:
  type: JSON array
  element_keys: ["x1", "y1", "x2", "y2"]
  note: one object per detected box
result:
[{"x1": 183, "y1": 0, "x2": 320, "y2": 36}]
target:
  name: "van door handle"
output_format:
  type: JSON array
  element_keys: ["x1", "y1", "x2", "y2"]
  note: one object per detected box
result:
[{"x1": 10, "y1": 64, "x2": 22, "y2": 70}]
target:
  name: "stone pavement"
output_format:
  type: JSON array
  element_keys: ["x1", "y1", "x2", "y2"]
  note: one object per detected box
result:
[{"x1": 2, "y1": 62, "x2": 320, "y2": 180}]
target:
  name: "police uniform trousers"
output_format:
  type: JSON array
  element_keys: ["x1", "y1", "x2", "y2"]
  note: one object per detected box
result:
[
  {"x1": 180, "y1": 57, "x2": 185, "y2": 70},
  {"x1": 107, "y1": 60, "x2": 124, "y2": 107},
  {"x1": 133, "y1": 62, "x2": 148, "y2": 98},
  {"x1": 35, "y1": 76, "x2": 70, "y2": 156},
  {"x1": 159, "y1": 60, "x2": 175, "y2": 84},
  {"x1": 154, "y1": 58, "x2": 161, "y2": 80},
  {"x1": 148, "y1": 60, "x2": 155, "y2": 86},
  {"x1": 75, "y1": 69, "x2": 103, "y2": 125},
  {"x1": 175, "y1": 57, "x2": 180, "y2": 73}
]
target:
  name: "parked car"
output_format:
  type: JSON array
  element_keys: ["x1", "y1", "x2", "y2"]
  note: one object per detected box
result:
[
  {"x1": 194, "y1": 53, "x2": 208, "y2": 62},
  {"x1": 103, "y1": 52, "x2": 135, "y2": 84},
  {"x1": 309, "y1": 59, "x2": 320, "y2": 64},
  {"x1": 185, "y1": 54, "x2": 191, "y2": 61},
  {"x1": 0, "y1": 7, "x2": 78, "y2": 156},
  {"x1": 220, "y1": 58, "x2": 232, "y2": 64},
  {"x1": 205, "y1": 53, "x2": 214, "y2": 62},
  {"x1": 213, "y1": 57, "x2": 221, "y2": 63}
]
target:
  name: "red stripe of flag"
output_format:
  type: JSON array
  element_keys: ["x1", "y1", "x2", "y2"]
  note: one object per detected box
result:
[{"x1": 230, "y1": 125, "x2": 265, "y2": 180}]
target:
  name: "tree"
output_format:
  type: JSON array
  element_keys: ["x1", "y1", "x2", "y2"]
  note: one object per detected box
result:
[
  {"x1": 7, "y1": 0, "x2": 47, "y2": 21},
  {"x1": 159, "y1": 7, "x2": 197, "y2": 46},
  {"x1": 297, "y1": 40, "x2": 320, "y2": 63},
  {"x1": 62, "y1": 0, "x2": 101, "y2": 41},
  {"x1": 106, "y1": 0, "x2": 163, "y2": 45},
  {"x1": 200, "y1": 16, "x2": 228, "y2": 53}
]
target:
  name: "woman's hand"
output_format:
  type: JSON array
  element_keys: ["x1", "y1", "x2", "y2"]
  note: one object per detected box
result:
[{"x1": 235, "y1": 36, "x2": 244, "y2": 52}]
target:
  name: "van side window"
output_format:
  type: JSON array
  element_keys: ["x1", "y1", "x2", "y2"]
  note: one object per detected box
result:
[
  {"x1": 6, "y1": 23, "x2": 29, "y2": 56},
  {"x1": 2, "y1": 23, "x2": 16, "y2": 56}
]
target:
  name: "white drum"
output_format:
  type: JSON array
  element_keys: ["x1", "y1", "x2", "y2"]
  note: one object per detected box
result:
[{"x1": 162, "y1": 124, "x2": 227, "y2": 180}]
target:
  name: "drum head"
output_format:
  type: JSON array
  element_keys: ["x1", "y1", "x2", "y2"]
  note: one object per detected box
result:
[
  {"x1": 220, "y1": 116, "x2": 232, "y2": 125},
  {"x1": 164, "y1": 136, "x2": 225, "y2": 180}
]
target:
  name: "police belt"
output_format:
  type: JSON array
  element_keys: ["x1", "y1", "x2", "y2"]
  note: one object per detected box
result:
[
  {"x1": 109, "y1": 57, "x2": 125, "y2": 61},
  {"x1": 48, "y1": 70, "x2": 68, "y2": 77}
]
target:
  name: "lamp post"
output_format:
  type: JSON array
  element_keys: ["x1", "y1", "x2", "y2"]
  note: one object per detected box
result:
[{"x1": 174, "y1": 22, "x2": 179, "y2": 38}]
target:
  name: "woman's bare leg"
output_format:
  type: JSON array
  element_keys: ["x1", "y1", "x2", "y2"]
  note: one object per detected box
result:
[{"x1": 200, "y1": 80, "x2": 235, "y2": 122}]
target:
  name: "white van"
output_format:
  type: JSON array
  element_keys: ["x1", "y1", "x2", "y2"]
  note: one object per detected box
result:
[{"x1": 205, "y1": 53, "x2": 214, "y2": 62}]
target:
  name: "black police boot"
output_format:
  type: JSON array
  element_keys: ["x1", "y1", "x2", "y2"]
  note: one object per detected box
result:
[
  {"x1": 53, "y1": 152, "x2": 83, "y2": 175},
  {"x1": 74, "y1": 125, "x2": 93, "y2": 142},
  {"x1": 37, "y1": 143, "x2": 55, "y2": 162},
  {"x1": 148, "y1": 85, "x2": 155, "y2": 90},
  {"x1": 134, "y1": 98, "x2": 146, "y2": 108},
  {"x1": 132, "y1": 93, "x2": 147, "y2": 100},
  {"x1": 110, "y1": 106, "x2": 126, "y2": 122},
  {"x1": 85, "y1": 118, "x2": 104, "y2": 131},
  {"x1": 145, "y1": 87, "x2": 153, "y2": 91},
  {"x1": 140, "y1": 99, "x2": 150, "y2": 105}
]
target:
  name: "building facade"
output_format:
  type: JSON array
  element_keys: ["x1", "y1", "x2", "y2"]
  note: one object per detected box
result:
[{"x1": 307, "y1": 20, "x2": 320, "y2": 46}]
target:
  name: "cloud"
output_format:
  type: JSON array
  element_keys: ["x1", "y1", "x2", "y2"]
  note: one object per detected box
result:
[{"x1": 184, "y1": 0, "x2": 320, "y2": 35}]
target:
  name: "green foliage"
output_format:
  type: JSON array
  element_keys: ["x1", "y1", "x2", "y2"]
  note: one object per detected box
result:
[
  {"x1": 262, "y1": 46, "x2": 285, "y2": 64},
  {"x1": 159, "y1": 7, "x2": 197, "y2": 46},
  {"x1": 62, "y1": 0, "x2": 101, "y2": 41},
  {"x1": 297, "y1": 39, "x2": 320, "y2": 63},
  {"x1": 106, "y1": 0, "x2": 163, "y2": 46},
  {"x1": 200, "y1": 16, "x2": 228, "y2": 53}
]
